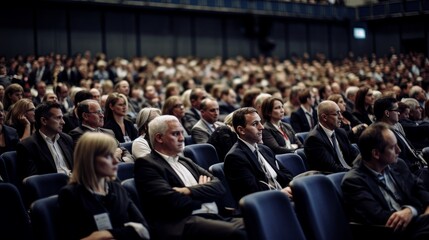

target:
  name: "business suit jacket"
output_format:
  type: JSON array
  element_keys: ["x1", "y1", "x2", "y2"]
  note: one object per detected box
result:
[
  {"x1": 262, "y1": 121, "x2": 303, "y2": 154},
  {"x1": 183, "y1": 108, "x2": 200, "y2": 134},
  {"x1": 0, "y1": 125, "x2": 19, "y2": 154},
  {"x1": 104, "y1": 118, "x2": 138, "y2": 143},
  {"x1": 342, "y1": 158, "x2": 429, "y2": 225},
  {"x1": 399, "y1": 119, "x2": 429, "y2": 151},
  {"x1": 224, "y1": 140, "x2": 294, "y2": 203},
  {"x1": 304, "y1": 125, "x2": 359, "y2": 173},
  {"x1": 134, "y1": 151, "x2": 225, "y2": 239},
  {"x1": 69, "y1": 125, "x2": 115, "y2": 146},
  {"x1": 17, "y1": 131, "x2": 74, "y2": 180},
  {"x1": 191, "y1": 119, "x2": 225, "y2": 144},
  {"x1": 59, "y1": 181, "x2": 148, "y2": 240},
  {"x1": 290, "y1": 107, "x2": 318, "y2": 133}
]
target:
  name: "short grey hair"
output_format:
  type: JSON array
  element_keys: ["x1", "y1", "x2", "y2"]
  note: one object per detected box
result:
[
  {"x1": 345, "y1": 86, "x2": 359, "y2": 99},
  {"x1": 148, "y1": 115, "x2": 178, "y2": 149},
  {"x1": 401, "y1": 98, "x2": 420, "y2": 110}
]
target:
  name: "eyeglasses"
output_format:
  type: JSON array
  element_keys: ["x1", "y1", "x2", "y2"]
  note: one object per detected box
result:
[
  {"x1": 86, "y1": 110, "x2": 104, "y2": 115},
  {"x1": 388, "y1": 108, "x2": 400, "y2": 113},
  {"x1": 173, "y1": 104, "x2": 184, "y2": 108}
]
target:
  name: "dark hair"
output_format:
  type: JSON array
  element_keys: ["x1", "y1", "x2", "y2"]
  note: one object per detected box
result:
[
  {"x1": 241, "y1": 88, "x2": 261, "y2": 107},
  {"x1": 354, "y1": 86, "x2": 373, "y2": 114},
  {"x1": 358, "y1": 122, "x2": 390, "y2": 161},
  {"x1": 298, "y1": 89, "x2": 311, "y2": 104},
  {"x1": 397, "y1": 102, "x2": 409, "y2": 114},
  {"x1": 207, "y1": 126, "x2": 238, "y2": 161},
  {"x1": 74, "y1": 90, "x2": 93, "y2": 106},
  {"x1": 76, "y1": 99, "x2": 95, "y2": 121},
  {"x1": 190, "y1": 87, "x2": 204, "y2": 102},
  {"x1": 373, "y1": 97, "x2": 397, "y2": 122},
  {"x1": 232, "y1": 107, "x2": 257, "y2": 133},
  {"x1": 35, "y1": 102, "x2": 62, "y2": 130},
  {"x1": 261, "y1": 97, "x2": 283, "y2": 122}
]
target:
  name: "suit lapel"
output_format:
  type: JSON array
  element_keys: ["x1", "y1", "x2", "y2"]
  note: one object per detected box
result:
[
  {"x1": 151, "y1": 152, "x2": 190, "y2": 187},
  {"x1": 237, "y1": 140, "x2": 265, "y2": 175},
  {"x1": 35, "y1": 132, "x2": 57, "y2": 170}
]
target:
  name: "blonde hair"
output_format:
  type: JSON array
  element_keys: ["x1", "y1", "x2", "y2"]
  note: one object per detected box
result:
[
  {"x1": 104, "y1": 92, "x2": 128, "y2": 120},
  {"x1": 70, "y1": 132, "x2": 117, "y2": 189},
  {"x1": 6, "y1": 98, "x2": 34, "y2": 126}
]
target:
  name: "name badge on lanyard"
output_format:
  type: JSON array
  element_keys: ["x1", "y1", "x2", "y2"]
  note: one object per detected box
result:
[{"x1": 94, "y1": 213, "x2": 112, "y2": 230}]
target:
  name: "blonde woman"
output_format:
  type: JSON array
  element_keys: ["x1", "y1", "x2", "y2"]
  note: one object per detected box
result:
[
  {"x1": 5, "y1": 98, "x2": 35, "y2": 141},
  {"x1": 104, "y1": 93, "x2": 138, "y2": 143},
  {"x1": 58, "y1": 132, "x2": 149, "y2": 240}
]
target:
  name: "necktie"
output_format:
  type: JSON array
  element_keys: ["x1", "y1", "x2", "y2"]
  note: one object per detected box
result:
[
  {"x1": 254, "y1": 148, "x2": 282, "y2": 190},
  {"x1": 331, "y1": 132, "x2": 351, "y2": 169},
  {"x1": 394, "y1": 130, "x2": 427, "y2": 166},
  {"x1": 376, "y1": 172, "x2": 402, "y2": 210},
  {"x1": 306, "y1": 112, "x2": 314, "y2": 129}
]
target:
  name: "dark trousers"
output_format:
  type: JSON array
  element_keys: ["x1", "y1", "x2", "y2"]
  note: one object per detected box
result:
[{"x1": 183, "y1": 214, "x2": 247, "y2": 240}]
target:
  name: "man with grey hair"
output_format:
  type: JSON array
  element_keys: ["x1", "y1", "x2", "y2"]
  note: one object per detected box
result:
[
  {"x1": 304, "y1": 100, "x2": 359, "y2": 173},
  {"x1": 409, "y1": 85, "x2": 427, "y2": 108},
  {"x1": 399, "y1": 98, "x2": 429, "y2": 150},
  {"x1": 345, "y1": 86, "x2": 359, "y2": 113},
  {"x1": 135, "y1": 115, "x2": 247, "y2": 240}
]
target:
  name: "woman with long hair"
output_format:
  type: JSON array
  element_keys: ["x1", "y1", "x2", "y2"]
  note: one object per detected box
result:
[
  {"x1": 162, "y1": 96, "x2": 188, "y2": 135},
  {"x1": 3, "y1": 83, "x2": 23, "y2": 112},
  {"x1": 352, "y1": 86, "x2": 375, "y2": 125},
  {"x1": 104, "y1": 92, "x2": 138, "y2": 143},
  {"x1": 261, "y1": 97, "x2": 303, "y2": 154},
  {"x1": 58, "y1": 132, "x2": 149, "y2": 240},
  {"x1": 5, "y1": 98, "x2": 35, "y2": 141}
]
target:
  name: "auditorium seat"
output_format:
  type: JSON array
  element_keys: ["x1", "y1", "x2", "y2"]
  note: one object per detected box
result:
[
  {"x1": 183, "y1": 143, "x2": 220, "y2": 170},
  {"x1": 117, "y1": 162, "x2": 134, "y2": 181},
  {"x1": 275, "y1": 153, "x2": 307, "y2": 177},
  {"x1": 209, "y1": 162, "x2": 239, "y2": 215},
  {"x1": 295, "y1": 132, "x2": 309, "y2": 144},
  {"x1": 23, "y1": 173, "x2": 69, "y2": 209},
  {"x1": 121, "y1": 178, "x2": 142, "y2": 212},
  {"x1": 31, "y1": 195, "x2": 61, "y2": 240},
  {"x1": 0, "y1": 151, "x2": 19, "y2": 187},
  {"x1": 240, "y1": 190, "x2": 306, "y2": 240}
]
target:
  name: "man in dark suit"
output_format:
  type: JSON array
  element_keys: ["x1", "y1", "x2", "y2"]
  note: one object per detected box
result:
[
  {"x1": 191, "y1": 97, "x2": 225, "y2": 144},
  {"x1": 224, "y1": 107, "x2": 293, "y2": 203},
  {"x1": 183, "y1": 87, "x2": 207, "y2": 134},
  {"x1": 69, "y1": 99, "x2": 133, "y2": 163},
  {"x1": 305, "y1": 100, "x2": 359, "y2": 173},
  {"x1": 17, "y1": 102, "x2": 73, "y2": 180},
  {"x1": 374, "y1": 97, "x2": 429, "y2": 189},
  {"x1": 134, "y1": 115, "x2": 246, "y2": 240},
  {"x1": 290, "y1": 88, "x2": 318, "y2": 133},
  {"x1": 342, "y1": 123, "x2": 429, "y2": 239}
]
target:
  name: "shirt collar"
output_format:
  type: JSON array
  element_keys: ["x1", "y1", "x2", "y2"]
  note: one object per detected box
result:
[
  {"x1": 319, "y1": 123, "x2": 334, "y2": 138},
  {"x1": 238, "y1": 137, "x2": 257, "y2": 153},
  {"x1": 82, "y1": 124, "x2": 98, "y2": 132},
  {"x1": 39, "y1": 130, "x2": 60, "y2": 143},
  {"x1": 155, "y1": 150, "x2": 179, "y2": 163}
]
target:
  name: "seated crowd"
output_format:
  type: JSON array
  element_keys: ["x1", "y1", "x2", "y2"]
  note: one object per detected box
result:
[{"x1": 1, "y1": 51, "x2": 429, "y2": 239}]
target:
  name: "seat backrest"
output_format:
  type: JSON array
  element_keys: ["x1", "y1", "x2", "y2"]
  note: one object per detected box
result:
[
  {"x1": 295, "y1": 131, "x2": 309, "y2": 144},
  {"x1": 240, "y1": 191, "x2": 306, "y2": 240},
  {"x1": 291, "y1": 175, "x2": 352, "y2": 240},
  {"x1": 281, "y1": 116, "x2": 291, "y2": 124},
  {"x1": 275, "y1": 153, "x2": 306, "y2": 177},
  {"x1": 0, "y1": 151, "x2": 19, "y2": 187},
  {"x1": 326, "y1": 172, "x2": 346, "y2": 199},
  {"x1": 183, "y1": 143, "x2": 220, "y2": 170},
  {"x1": 119, "y1": 142, "x2": 133, "y2": 154},
  {"x1": 121, "y1": 178, "x2": 142, "y2": 212},
  {"x1": 209, "y1": 163, "x2": 239, "y2": 213},
  {"x1": 23, "y1": 173, "x2": 69, "y2": 209},
  {"x1": 184, "y1": 136, "x2": 195, "y2": 146},
  {"x1": 0, "y1": 183, "x2": 33, "y2": 240},
  {"x1": 117, "y1": 162, "x2": 134, "y2": 181},
  {"x1": 31, "y1": 195, "x2": 60, "y2": 240},
  {"x1": 294, "y1": 148, "x2": 309, "y2": 169}
]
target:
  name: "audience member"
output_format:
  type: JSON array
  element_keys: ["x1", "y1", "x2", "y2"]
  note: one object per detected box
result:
[
  {"x1": 132, "y1": 108, "x2": 161, "y2": 159},
  {"x1": 63, "y1": 89, "x2": 93, "y2": 134},
  {"x1": 16, "y1": 102, "x2": 74, "y2": 180},
  {"x1": 224, "y1": 107, "x2": 293, "y2": 203},
  {"x1": 261, "y1": 97, "x2": 302, "y2": 154},
  {"x1": 304, "y1": 100, "x2": 359, "y2": 173},
  {"x1": 104, "y1": 92, "x2": 138, "y2": 143},
  {"x1": 290, "y1": 88, "x2": 318, "y2": 133},
  {"x1": 0, "y1": 102, "x2": 19, "y2": 154},
  {"x1": 182, "y1": 87, "x2": 207, "y2": 134},
  {"x1": 134, "y1": 115, "x2": 247, "y2": 240},
  {"x1": 5, "y1": 98, "x2": 36, "y2": 141},
  {"x1": 353, "y1": 86, "x2": 375, "y2": 126},
  {"x1": 59, "y1": 132, "x2": 150, "y2": 240},
  {"x1": 342, "y1": 123, "x2": 429, "y2": 239},
  {"x1": 191, "y1": 97, "x2": 225, "y2": 144},
  {"x1": 3, "y1": 83, "x2": 23, "y2": 112},
  {"x1": 162, "y1": 96, "x2": 188, "y2": 135}
]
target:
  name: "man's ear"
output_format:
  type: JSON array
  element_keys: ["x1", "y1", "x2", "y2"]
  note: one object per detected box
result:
[
  {"x1": 154, "y1": 133, "x2": 163, "y2": 144},
  {"x1": 371, "y1": 148, "x2": 380, "y2": 160},
  {"x1": 236, "y1": 125, "x2": 245, "y2": 135},
  {"x1": 40, "y1": 116, "x2": 48, "y2": 126},
  {"x1": 385, "y1": 110, "x2": 390, "y2": 118}
]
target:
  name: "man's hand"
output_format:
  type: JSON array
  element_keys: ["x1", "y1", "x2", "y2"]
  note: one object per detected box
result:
[
  {"x1": 386, "y1": 208, "x2": 413, "y2": 231},
  {"x1": 114, "y1": 148, "x2": 123, "y2": 161},
  {"x1": 198, "y1": 175, "x2": 211, "y2": 184},
  {"x1": 281, "y1": 186, "x2": 293, "y2": 199},
  {"x1": 422, "y1": 206, "x2": 429, "y2": 216},
  {"x1": 173, "y1": 187, "x2": 191, "y2": 195}
]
